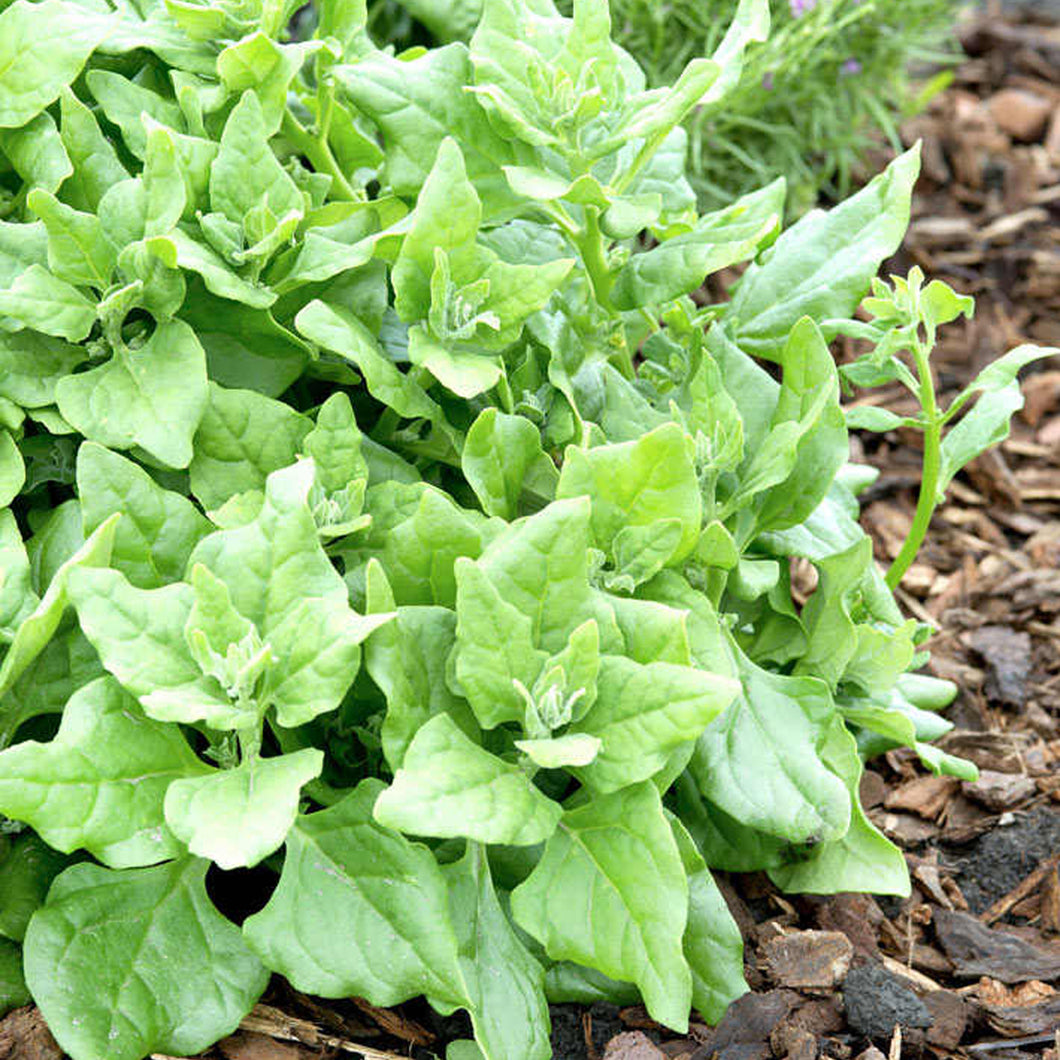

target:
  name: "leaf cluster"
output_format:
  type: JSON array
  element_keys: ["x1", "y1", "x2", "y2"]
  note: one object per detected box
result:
[{"x1": 0, "y1": 2, "x2": 1047, "y2": 1059}]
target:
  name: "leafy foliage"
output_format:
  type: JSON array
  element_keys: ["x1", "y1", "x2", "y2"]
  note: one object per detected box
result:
[{"x1": 0, "y1": 1, "x2": 1048, "y2": 1058}]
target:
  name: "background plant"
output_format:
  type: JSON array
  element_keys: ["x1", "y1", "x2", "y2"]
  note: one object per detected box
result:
[
  {"x1": 361, "y1": 0, "x2": 963, "y2": 212},
  {"x1": 0, "y1": 1, "x2": 1049, "y2": 1059}
]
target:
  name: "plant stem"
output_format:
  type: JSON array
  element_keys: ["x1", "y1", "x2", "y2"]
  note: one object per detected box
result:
[
  {"x1": 885, "y1": 340, "x2": 941, "y2": 590},
  {"x1": 281, "y1": 111, "x2": 357, "y2": 202}
]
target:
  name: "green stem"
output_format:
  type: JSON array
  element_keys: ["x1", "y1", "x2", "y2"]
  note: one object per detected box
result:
[
  {"x1": 885, "y1": 341, "x2": 941, "y2": 591},
  {"x1": 281, "y1": 111, "x2": 357, "y2": 202},
  {"x1": 238, "y1": 724, "x2": 263, "y2": 765}
]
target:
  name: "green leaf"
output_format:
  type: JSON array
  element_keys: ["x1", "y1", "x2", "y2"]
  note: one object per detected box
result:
[
  {"x1": 0, "y1": 938, "x2": 29, "y2": 1017},
  {"x1": 189, "y1": 383, "x2": 311, "y2": 511},
  {"x1": 217, "y1": 34, "x2": 311, "y2": 137},
  {"x1": 511, "y1": 782, "x2": 692, "y2": 1032},
  {"x1": 164, "y1": 748, "x2": 323, "y2": 870},
  {"x1": 154, "y1": 229, "x2": 277, "y2": 309},
  {"x1": 66, "y1": 568, "x2": 243, "y2": 729},
  {"x1": 58, "y1": 88, "x2": 128, "y2": 213},
  {"x1": 0, "y1": 0, "x2": 112, "y2": 129},
  {"x1": 571, "y1": 656, "x2": 738, "y2": 793},
  {"x1": 0, "y1": 431, "x2": 24, "y2": 509},
  {"x1": 335, "y1": 44, "x2": 522, "y2": 216},
  {"x1": 77, "y1": 443, "x2": 212, "y2": 590},
  {"x1": 302, "y1": 391, "x2": 368, "y2": 493},
  {"x1": 724, "y1": 146, "x2": 920, "y2": 360},
  {"x1": 611, "y1": 179, "x2": 783, "y2": 310},
  {"x1": 210, "y1": 91, "x2": 303, "y2": 226},
  {"x1": 440, "y1": 843, "x2": 551, "y2": 1060},
  {"x1": 56, "y1": 320, "x2": 209, "y2": 469},
  {"x1": 27, "y1": 189, "x2": 116, "y2": 288},
  {"x1": 463, "y1": 408, "x2": 557, "y2": 519},
  {"x1": 0, "y1": 514, "x2": 117, "y2": 700},
  {"x1": 243, "y1": 779, "x2": 469, "y2": 1008},
  {"x1": 374, "y1": 713, "x2": 563, "y2": 845},
  {"x1": 0, "y1": 510, "x2": 36, "y2": 644},
  {"x1": 0, "y1": 265, "x2": 96, "y2": 342},
  {"x1": 24, "y1": 858, "x2": 268, "y2": 1060},
  {"x1": 689, "y1": 644, "x2": 851, "y2": 846},
  {"x1": 0, "y1": 676, "x2": 209, "y2": 867},
  {"x1": 557, "y1": 422, "x2": 702, "y2": 564},
  {"x1": 668, "y1": 814, "x2": 748, "y2": 1024},
  {"x1": 86, "y1": 70, "x2": 184, "y2": 161},
  {"x1": 769, "y1": 721, "x2": 910, "y2": 896},
  {"x1": 0, "y1": 112, "x2": 72, "y2": 193},
  {"x1": 0, "y1": 832, "x2": 70, "y2": 943}
]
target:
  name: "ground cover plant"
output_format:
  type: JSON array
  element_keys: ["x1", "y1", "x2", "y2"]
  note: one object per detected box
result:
[
  {"x1": 366, "y1": 0, "x2": 963, "y2": 212},
  {"x1": 0, "y1": 0, "x2": 1052, "y2": 1057}
]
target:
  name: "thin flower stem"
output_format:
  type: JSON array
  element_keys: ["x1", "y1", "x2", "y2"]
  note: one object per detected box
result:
[{"x1": 886, "y1": 340, "x2": 941, "y2": 590}]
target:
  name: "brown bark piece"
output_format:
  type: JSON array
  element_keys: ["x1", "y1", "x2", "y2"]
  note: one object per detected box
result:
[
  {"x1": 602, "y1": 1031, "x2": 666, "y2": 1060},
  {"x1": 219, "y1": 1031, "x2": 317, "y2": 1060},
  {"x1": 934, "y1": 909, "x2": 1060, "y2": 981},
  {"x1": 987, "y1": 88, "x2": 1053, "y2": 141},
  {"x1": 983, "y1": 996, "x2": 1060, "y2": 1036},
  {"x1": 965, "y1": 625, "x2": 1032, "y2": 707},
  {"x1": 814, "y1": 894, "x2": 883, "y2": 961},
  {"x1": 689, "y1": 990, "x2": 799, "y2": 1060},
  {"x1": 0, "y1": 1008, "x2": 62, "y2": 1060},
  {"x1": 963, "y1": 769, "x2": 1038, "y2": 812},
  {"x1": 923, "y1": 990, "x2": 971, "y2": 1050},
  {"x1": 883, "y1": 775, "x2": 959, "y2": 820},
  {"x1": 761, "y1": 931, "x2": 853, "y2": 990}
]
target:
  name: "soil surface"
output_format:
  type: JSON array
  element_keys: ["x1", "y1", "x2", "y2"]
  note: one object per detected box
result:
[{"x1": 4, "y1": 7, "x2": 1060, "y2": 1060}]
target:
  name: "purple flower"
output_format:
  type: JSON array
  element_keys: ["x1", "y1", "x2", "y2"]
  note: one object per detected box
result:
[
  {"x1": 762, "y1": 71, "x2": 775, "y2": 91},
  {"x1": 789, "y1": 0, "x2": 817, "y2": 16},
  {"x1": 840, "y1": 57, "x2": 862, "y2": 76}
]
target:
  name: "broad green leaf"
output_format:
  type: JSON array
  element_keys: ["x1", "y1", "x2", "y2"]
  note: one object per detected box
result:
[
  {"x1": 164, "y1": 748, "x2": 323, "y2": 870},
  {"x1": 0, "y1": 676, "x2": 209, "y2": 867},
  {"x1": 769, "y1": 721, "x2": 910, "y2": 896},
  {"x1": 335, "y1": 44, "x2": 522, "y2": 216},
  {"x1": 453, "y1": 557, "x2": 547, "y2": 728},
  {"x1": 374, "y1": 713, "x2": 562, "y2": 845},
  {"x1": 77, "y1": 443, "x2": 212, "y2": 590},
  {"x1": 0, "y1": 112, "x2": 72, "y2": 193},
  {"x1": 0, "y1": 938, "x2": 29, "y2": 1016},
  {"x1": 0, "y1": 832, "x2": 70, "y2": 943},
  {"x1": 189, "y1": 383, "x2": 311, "y2": 511},
  {"x1": 0, "y1": 514, "x2": 117, "y2": 700},
  {"x1": 0, "y1": 332, "x2": 84, "y2": 410},
  {"x1": 612, "y1": 179, "x2": 783, "y2": 310},
  {"x1": 58, "y1": 88, "x2": 128, "y2": 213},
  {"x1": 515, "y1": 733, "x2": 601, "y2": 768},
  {"x1": 393, "y1": 137, "x2": 481, "y2": 321},
  {"x1": 27, "y1": 189, "x2": 116, "y2": 288},
  {"x1": 302, "y1": 391, "x2": 368, "y2": 493},
  {"x1": 56, "y1": 320, "x2": 209, "y2": 469},
  {"x1": 557, "y1": 422, "x2": 701, "y2": 564},
  {"x1": 0, "y1": 509, "x2": 36, "y2": 642},
  {"x1": 511, "y1": 782, "x2": 692, "y2": 1032},
  {"x1": 572, "y1": 656, "x2": 737, "y2": 793},
  {"x1": 67, "y1": 568, "x2": 244, "y2": 729},
  {"x1": 0, "y1": 219, "x2": 49, "y2": 288},
  {"x1": 154, "y1": 229, "x2": 277, "y2": 309},
  {"x1": 243, "y1": 779, "x2": 469, "y2": 1008},
  {"x1": 0, "y1": 0, "x2": 112, "y2": 129},
  {"x1": 689, "y1": 645, "x2": 851, "y2": 845},
  {"x1": 0, "y1": 432, "x2": 23, "y2": 509},
  {"x1": 724, "y1": 146, "x2": 920, "y2": 360},
  {"x1": 24, "y1": 858, "x2": 268, "y2": 1060},
  {"x1": 217, "y1": 34, "x2": 311, "y2": 136},
  {"x1": 211, "y1": 91, "x2": 303, "y2": 225},
  {"x1": 0, "y1": 265, "x2": 96, "y2": 342},
  {"x1": 86, "y1": 70, "x2": 184, "y2": 160},
  {"x1": 440, "y1": 844, "x2": 551, "y2": 1060},
  {"x1": 668, "y1": 814, "x2": 748, "y2": 1024},
  {"x1": 363, "y1": 591, "x2": 474, "y2": 771},
  {"x1": 407, "y1": 327, "x2": 503, "y2": 400}
]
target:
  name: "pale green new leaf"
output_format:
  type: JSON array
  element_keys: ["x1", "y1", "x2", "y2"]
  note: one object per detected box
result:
[
  {"x1": 24, "y1": 858, "x2": 268, "y2": 1060},
  {"x1": 0, "y1": 676, "x2": 209, "y2": 868},
  {"x1": 27, "y1": 189, "x2": 116, "y2": 289},
  {"x1": 463, "y1": 408, "x2": 557, "y2": 518},
  {"x1": 164, "y1": 748, "x2": 323, "y2": 870},
  {"x1": 0, "y1": 265, "x2": 96, "y2": 342},
  {"x1": 0, "y1": 113, "x2": 72, "y2": 193}
]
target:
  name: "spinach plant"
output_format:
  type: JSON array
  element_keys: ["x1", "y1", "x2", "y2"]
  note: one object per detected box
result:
[{"x1": 0, "y1": 1, "x2": 1049, "y2": 1058}]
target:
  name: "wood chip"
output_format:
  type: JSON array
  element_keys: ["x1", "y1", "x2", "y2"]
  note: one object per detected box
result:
[
  {"x1": 935, "y1": 909, "x2": 1060, "y2": 981},
  {"x1": 761, "y1": 931, "x2": 853, "y2": 990}
]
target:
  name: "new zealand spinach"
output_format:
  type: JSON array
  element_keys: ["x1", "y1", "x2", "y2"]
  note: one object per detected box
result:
[{"x1": 0, "y1": 1, "x2": 1050, "y2": 1058}]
